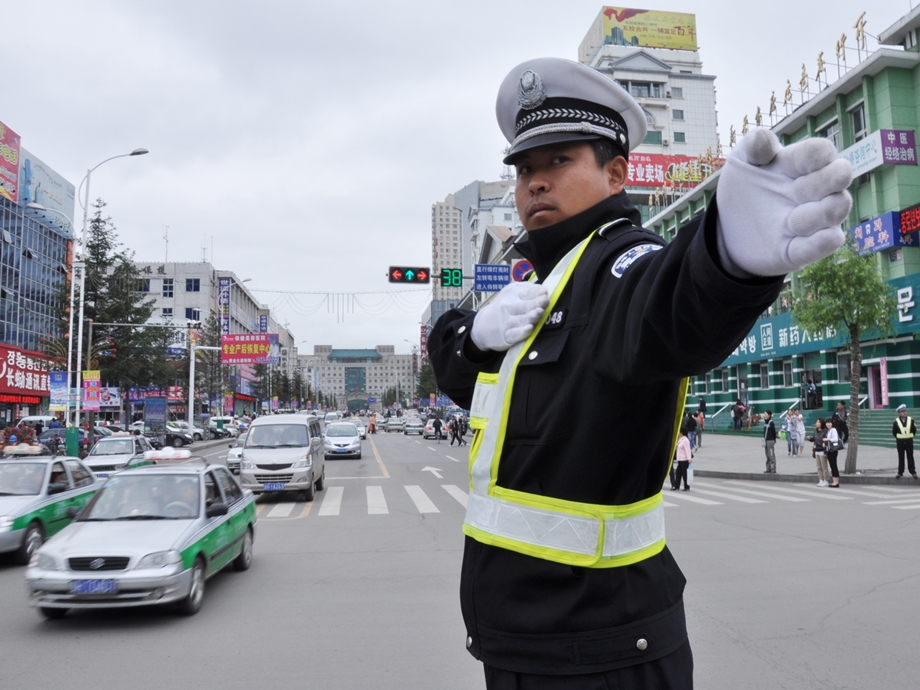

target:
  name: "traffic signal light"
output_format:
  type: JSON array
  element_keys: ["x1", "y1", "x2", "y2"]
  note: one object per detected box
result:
[
  {"x1": 440, "y1": 268, "x2": 463, "y2": 288},
  {"x1": 388, "y1": 267, "x2": 430, "y2": 283}
]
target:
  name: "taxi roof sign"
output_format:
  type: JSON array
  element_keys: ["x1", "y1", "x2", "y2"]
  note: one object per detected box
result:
[{"x1": 143, "y1": 448, "x2": 192, "y2": 462}]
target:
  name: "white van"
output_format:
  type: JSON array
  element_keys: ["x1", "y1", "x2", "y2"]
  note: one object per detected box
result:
[
  {"x1": 238, "y1": 414, "x2": 325, "y2": 500},
  {"x1": 17, "y1": 415, "x2": 57, "y2": 428}
]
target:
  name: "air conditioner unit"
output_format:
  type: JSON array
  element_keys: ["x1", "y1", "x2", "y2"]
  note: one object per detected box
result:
[
  {"x1": 666, "y1": 91, "x2": 672, "y2": 98},
  {"x1": 662, "y1": 138, "x2": 669, "y2": 146}
]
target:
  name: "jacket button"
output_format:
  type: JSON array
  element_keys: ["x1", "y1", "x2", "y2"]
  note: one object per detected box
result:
[
  {"x1": 636, "y1": 638, "x2": 648, "y2": 651},
  {"x1": 466, "y1": 636, "x2": 473, "y2": 649},
  {"x1": 528, "y1": 351, "x2": 538, "y2": 360},
  {"x1": 458, "y1": 326, "x2": 467, "y2": 334}
]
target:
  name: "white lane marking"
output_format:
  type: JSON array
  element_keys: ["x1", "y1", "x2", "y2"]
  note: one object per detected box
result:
[
  {"x1": 664, "y1": 491, "x2": 722, "y2": 506},
  {"x1": 445, "y1": 455, "x2": 460, "y2": 463},
  {"x1": 442, "y1": 484, "x2": 468, "y2": 508},
  {"x1": 267, "y1": 501, "x2": 296, "y2": 518},
  {"x1": 809, "y1": 486, "x2": 901, "y2": 498},
  {"x1": 415, "y1": 440, "x2": 422, "y2": 444},
  {"x1": 663, "y1": 501, "x2": 678, "y2": 508},
  {"x1": 686, "y1": 488, "x2": 766, "y2": 504},
  {"x1": 427, "y1": 447, "x2": 438, "y2": 452},
  {"x1": 710, "y1": 485, "x2": 809, "y2": 502},
  {"x1": 893, "y1": 504, "x2": 920, "y2": 510},
  {"x1": 318, "y1": 486, "x2": 344, "y2": 516},
  {"x1": 405, "y1": 485, "x2": 439, "y2": 513},
  {"x1": 862, "y1": 497, "x2": 920, "y2": 505},
  {"x1": 367, "y1": 486, "x2": 388, "y2": 514},
  {"x1": 711, "y1": 481, "x2": 851, "y2": 501}
]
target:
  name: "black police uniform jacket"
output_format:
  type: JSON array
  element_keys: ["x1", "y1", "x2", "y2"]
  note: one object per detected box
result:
[{"x1": 429, "y1": 192, "x2": 784, "y2": 675}]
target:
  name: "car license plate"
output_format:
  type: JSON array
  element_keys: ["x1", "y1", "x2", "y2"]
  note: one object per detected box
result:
[
  {"x1": 263, "y1": 482, "x2": 285, "y2": 491},
  {"x1": 70, "y1": 579, "x2": 117, "y2": 595},
  {"x1": 94, "y1": 473, "x2": 109, "y2": 479},
  {"x1": 336, "y1": 448, "x2": 348, "y2": 453}
]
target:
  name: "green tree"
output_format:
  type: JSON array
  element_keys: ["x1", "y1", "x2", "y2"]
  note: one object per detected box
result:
[
  {"x1": 792, "y1": 240, "x2": 897, "y2": 473},
  {"x1": 190, "y1": 313, "x2": 227, "y2": 418},
  {"x1": 416, "y1": 361, "x2": 438, "y2": 399}
]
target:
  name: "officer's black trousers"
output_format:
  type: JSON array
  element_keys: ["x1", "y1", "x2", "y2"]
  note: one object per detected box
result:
[
  {"x1": 483, "y1": 640, "x2": 693, "y2": 689},
  {"x1": 897, "y1": 440, "x2": 916, "y2": 475}
]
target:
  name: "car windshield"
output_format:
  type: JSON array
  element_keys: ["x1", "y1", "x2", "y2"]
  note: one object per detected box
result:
[
  {"x1": 246, "y1": 424, "x2": 309, "y2": 448},
  {"x1": 80, "y1": 474, "x2": 200, "y2": 520},
  {"x1": 0, "y1": 462, "x2": 45, "y2": 496},
  {"x1": 326, "y1": 424, "x2": 358, "y2": 437},
  {"x1": 90, "y1": 440, "x2": 134, "y2": 456}
]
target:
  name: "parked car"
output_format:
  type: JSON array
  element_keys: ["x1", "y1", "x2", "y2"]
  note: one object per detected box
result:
[{"x1": 84, "y1": 434, "x2": 156, "y2": 478}]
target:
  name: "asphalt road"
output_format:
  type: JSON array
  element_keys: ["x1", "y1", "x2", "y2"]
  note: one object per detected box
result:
[{"x1": 1, "y1": 430, "x2": 918, "y2": 689}]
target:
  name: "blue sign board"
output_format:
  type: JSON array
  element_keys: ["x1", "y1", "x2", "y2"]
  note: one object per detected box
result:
[
  {"x1": 851, "y1": 211, "x2": 915, "y2": 255},
  {"x1": 367, "y1": 397, "x2": 378, "y2": 403},
  {"x1": 166, "y1": 346, "x2": 186, "y2": 356},
  {"x1": 259, "y1": 314, "x2": 268, "y2": 333},
  {"x1": 475, "y1": 264, "x2": 511, "y2": 292},
  {"x1": 143, "y1": 396, "x2": 168, "y2": 427}
]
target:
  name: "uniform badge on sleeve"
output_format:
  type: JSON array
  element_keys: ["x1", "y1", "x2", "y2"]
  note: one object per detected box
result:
[{"x1": 610, "y1": 244, "x2": 663, "y2": 278}]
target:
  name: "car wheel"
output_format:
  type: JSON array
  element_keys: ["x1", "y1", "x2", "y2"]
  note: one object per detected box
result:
[
  {"x1": 40, "y1": 607, "x2": 68, "y2": 620},
  {"x1": 172, "y1": 437, "x2": 184, "y2": 448},
  {"x1": 16, "y1": 522, "x2": 44, "y2": 565},
  {"x1": 178, "y1": 558, "x2": 206, "y2": 615},
  {"x1": 233, "y1": 528, "x2": 253, "y2": 572},
  {"x1": 315, "y1": 468, "x2": 325, "y2": 492},
  {"x1": 303, "y1": 476, "x2": 316, "y2": 502}
]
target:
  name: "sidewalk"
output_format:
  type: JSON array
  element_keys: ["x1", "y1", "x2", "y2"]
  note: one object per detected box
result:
[{"x1": 691, "y1": 434, "x2": 920, "y2": 486}]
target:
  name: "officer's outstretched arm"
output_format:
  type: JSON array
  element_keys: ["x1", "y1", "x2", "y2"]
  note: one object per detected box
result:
[{"x1": 715, "y1": 129, "x2": 853, "y2": 278}]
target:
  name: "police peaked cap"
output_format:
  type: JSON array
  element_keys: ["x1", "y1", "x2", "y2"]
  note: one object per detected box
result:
[{"x1": 497, "y1": 57, "x2": 647, "y2": 164}]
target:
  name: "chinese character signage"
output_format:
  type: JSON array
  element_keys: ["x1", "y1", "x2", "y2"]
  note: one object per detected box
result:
[
  {"x1": 218, "y1": 277, "x2": 232, "y2": 334},
  {"x1": 0, "y1": 120, "x2": 21, "y2": 202},
  {"x1": 49, "y1": 372, "x2": 67, "y2": 411},
  {"x1": 0, "y1": 345, "x2": 52, "y2": 398},
  {"x1": 602, "y1": 7, "x2": 697, "y2": 51},
  {"x1": 259, "y1": 313, "x2": 269, "y2": 333},
  {"x1": 475, "y1": 264, "x2": 511, "y2": 292},
  {"x1": 626, "y1": 154, "x2": 724, "y2": 188},
  {"x1": 221, "y1": 333, "x2": 281, "y2": 364},
  {"x1": 840, "y1": 129, "x2": 917, "y2": 177},
  {"x1": 899, "y1": 202, "x2": 920, "y2": 236},
  {"x1": 82, "y1": 370, "x2": 101, "y2": 412},
  {"x1": 850, "y1": 212, "x2": 910, "y2": 255}
]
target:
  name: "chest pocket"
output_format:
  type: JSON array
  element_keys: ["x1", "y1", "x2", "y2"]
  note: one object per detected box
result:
[{"x1": 506, "y1": 329, "x2": 572, "y2": 446}]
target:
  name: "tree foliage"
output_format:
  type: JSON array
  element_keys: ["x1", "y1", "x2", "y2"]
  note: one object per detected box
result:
[
  {"x1": 416, "y1": 361, "x2": 438, "y2": 399},
  {"x1": 791, "y1": 240, "x2": 897, "y2": 472}
]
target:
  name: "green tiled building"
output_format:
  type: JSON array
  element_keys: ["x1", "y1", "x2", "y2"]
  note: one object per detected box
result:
[{"x1": 646, "y1": 7, "x2": 920, "y2": 434}]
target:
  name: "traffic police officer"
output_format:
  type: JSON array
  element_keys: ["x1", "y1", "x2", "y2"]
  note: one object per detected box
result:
[
  {"x1": 892, "y1": 404, "x2": 918, "y2": 479},
  {"x1": 428, "y1": 57, "x2": 853, "y2": 688}
]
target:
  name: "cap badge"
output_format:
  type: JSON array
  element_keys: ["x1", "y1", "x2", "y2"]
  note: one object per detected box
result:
[{"x1": 518, "y1": 69, "x2": 546, "y2": 110}]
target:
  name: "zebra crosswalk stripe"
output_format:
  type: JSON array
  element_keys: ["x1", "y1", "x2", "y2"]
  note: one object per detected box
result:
[
  {"x1": 686, "y1": 487, "x2": 766, "y2": 504},
  {"x1": 405, "y1": 485, "x2": 439, "y2": 513},
  {"x1": 318, "y1": 486, "x2": 344, "y2": 516},
  {"x1": 442, "y1": 484, "x2": 468, "y2": 508},
  {"x1": 367, "y1": 486, "x2": 388, "y2": 514},
  {"x1": 664, "y1": 492, "x2": 722, "y2": 506}
]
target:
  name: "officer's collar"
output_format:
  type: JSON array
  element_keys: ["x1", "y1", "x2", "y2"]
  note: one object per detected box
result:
[{"x1": 514, "y1": 192, "x2": 641, "y2": 280}]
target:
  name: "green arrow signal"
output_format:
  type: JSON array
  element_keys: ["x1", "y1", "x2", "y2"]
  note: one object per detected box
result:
[{"x1": 406, "y1": 270, "x2": 415, "y2": 281}]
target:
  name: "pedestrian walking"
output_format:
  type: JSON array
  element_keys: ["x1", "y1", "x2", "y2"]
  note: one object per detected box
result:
[
  {"x1": 892, "y1": 404, "x2": 918, "y2": 479},
  {"x1": 428, "y1": 55, "x2": 851, "y2": 688},
  {"x1": 793, "y1": 408, "x2": 806, "y2": 456},
  {"x1": 763, "y1": 410, "x2": 777, "y2": 473},
  {"x1": 449, "y1": 416, "x2": 463, "y2": 446},
  {"x1": 682, "y1": 411, "x2": 697, "y2": 450},
  {"x1": 822, "y1": 419, "x2": 842, "y2": 487},
  {"x1": 695, "y1": 410, "x2": 704, "y2": 449},
  {"x1": 672, "y1": 429, "x2": 692, "y2": 491},
  {"x1": 432, "y1": 416, "x2": 443, "y2": 444},
  {"x1": 782, "y1": 409, "x2": 798, "y2": 456},
  {"x1": 807, "y1": 418, "x2": 831, "y2": 487},
  {"x1": 832, "y1": 401, "x2": 849, "y2": 444},
  {"x1": 732, "y1": 400, "x2": 744, "y2": 430}
]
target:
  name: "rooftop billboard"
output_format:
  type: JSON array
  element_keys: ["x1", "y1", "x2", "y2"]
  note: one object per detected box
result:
[
  {"x1": 19, "y1": 148, "x2": 76, "y2": 236},
  {"x1": 0, "y1": 120, "x2": 21, "y2": 202},
  {"x1": 602, "y1": 7, "x2": 698, "y2": 51}
]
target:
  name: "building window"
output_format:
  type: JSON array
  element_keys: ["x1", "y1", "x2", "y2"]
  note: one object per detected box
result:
[
  {"x1": 890, "y1": 248, "x2": 903, "y2": 263},
  {"x1": 672, "y1": 110, "x2": 684, "y2": 121},
  {"x1": 643, "y1": 130, "x2": 663, "y2": 145},
  {"x1": 626, "y1": 81, "x2": 661, "y2": 99},
  {"x1": 783, "y1": 360, "x2": 793, "y2": 388},
  {"x1": 186, "y1": 278, "x2": 200, "y2": 292},
  {"x1": 850, "y1": 105, "x2": 867, "y2": 142},
  {"x1": 185, "y1": 308, "x2": 201, "y2": 320},
  {"x1": 821, "y1": 120, "x2": 841, "y2": 150},
  {"x1": 838, "y1": 351, "x2": 851, "y2": 383},
  {"x1": 162, "y1": 278, "x2": 174, "y2": 297},
  {"x1": 671, "y1": 87, "x2": 683, "y2": 98},
  {"x1": 704, "y1": 371, "x2": 712, "y2": 395},
  {"x1": 162, "y1": 307, "x2": 173, "y2": 319},
  {"x1": 673, "y1": 132, "x2": 686, "y2": 143},
  {"x1": 137, "y1": 279, "x2": 150, "y2": 292},
  {"x1": 721, "y1": 368, "x2": 729, "y2": 392}
]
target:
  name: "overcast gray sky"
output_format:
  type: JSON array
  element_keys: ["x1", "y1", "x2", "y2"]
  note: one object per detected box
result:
[{"x1": 3, "y1": 0, "x2": 909, "y2": 355}]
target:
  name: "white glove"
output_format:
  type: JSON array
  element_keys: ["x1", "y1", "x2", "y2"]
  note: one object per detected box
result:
[
  {"x1": 716, "y1": 129, "x2": 853, "y2": 277},
  {"x1": 471, "y1": 281, "x2": 549, "y2": 352}
]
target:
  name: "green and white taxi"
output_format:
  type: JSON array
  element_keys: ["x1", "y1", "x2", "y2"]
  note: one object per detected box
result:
[
  {"x1": 25, "y1": 448, "x2": 256, "y2": 619},
  {"x1": 0, "y1": 447, "x2": 101, "y2": 564}
]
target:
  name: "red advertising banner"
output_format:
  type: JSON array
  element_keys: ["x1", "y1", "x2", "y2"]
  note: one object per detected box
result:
[
  {"x1": 626, "y1": 153, "x2": 724, "y2": 188},
  {"x1": 221, "y1": 334, "x2": 272, "y2": 364},
  {"x1": 0, "y1": 345, "x2": 52, "y2": 397},
  {"x1": 82, "y1": 370, "x2": 101, "y2": 412},
  {"x1": 0, "y1": 120, "x2": 21, "y2": 202}
]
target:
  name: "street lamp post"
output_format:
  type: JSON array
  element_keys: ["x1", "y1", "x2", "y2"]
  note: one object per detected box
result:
[{"x1": 73, "y1": 149, "x2": 148, "y2": 430}]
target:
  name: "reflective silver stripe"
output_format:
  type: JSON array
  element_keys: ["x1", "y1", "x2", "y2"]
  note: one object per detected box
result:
[{"x1": 466, "y1": 492, "x2": 666, "y2": 558}]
